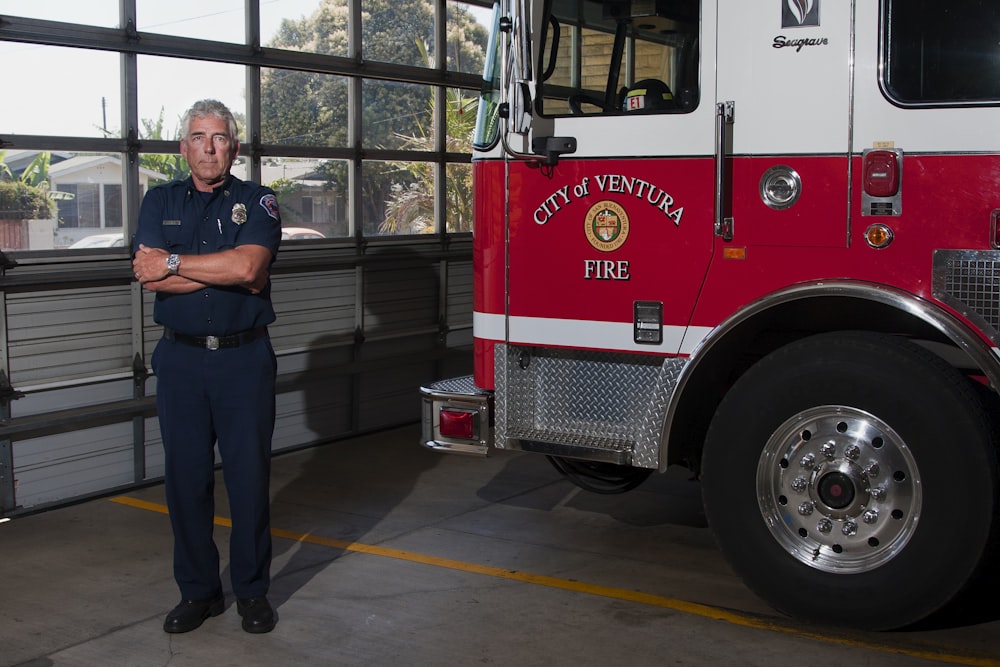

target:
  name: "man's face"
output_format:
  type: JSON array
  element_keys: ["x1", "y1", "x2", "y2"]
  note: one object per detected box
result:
[{"x1": 180, "y1": 115, "x2": 239, "y2": 191}]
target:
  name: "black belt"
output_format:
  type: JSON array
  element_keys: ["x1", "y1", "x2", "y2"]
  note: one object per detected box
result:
[{"x1": 163, "y1": 326, "x2": 267, "y2": 351}]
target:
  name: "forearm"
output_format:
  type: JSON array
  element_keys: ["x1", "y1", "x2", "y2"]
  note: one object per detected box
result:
[
  {"x1": 141, "y1": 275, "x2": 206, "y2": 294},
  {"x1": 134, "y1": 244, "x2": 271, "y2": 293},
  {"x1": 170, "y1": 248, "x2": 263, "y2": 287}
]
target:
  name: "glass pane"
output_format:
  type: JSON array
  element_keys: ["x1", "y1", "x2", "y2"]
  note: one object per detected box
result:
[
  {"x1": 581, "y1": 27, "x2": 620, "y2": 101},
  {"x1": 540, "y1": 0, "x2": 699, "y2": 116},
  {"x1": 136, "y1": 0, "x2": 244, "y2": 43},
  {"x1": 545, "y1": 18, "x2": 573, "y2": 89},
  {"x1": 472, "y1": 4, "x2": 501, "y2": 150},
  {"x1": 363, "y1": 160, "x2": 432, "y2": 235},
  {"x1": 0, "y1": 150, "x2": 133, "y2": 251},
  {"x1": 0, "y1": 1, "x2": 118, "y2": 26},
  {"x1": 0, "y1": 45, "x2": 121, "y2": 137},
  {"x1": 362, "y1": 0, "x2": 433, "y2": 66},
  {"x1": 883, "y1": 0, "x2": 1000, "y2": 104},
  {"x1": 446, "y1": 163, "x2": 472, "y2": 233},
  {"x1": 138, "y1": 57, "x2": 246, "y2": 140},
  {"x1": 260, "y1": 69, "x2": 349, "y2": 147},
  {"x1": 446, "y1": 1, "x2": 491, "y2": 74},
  {"x1": 54, "y1": 153, "x2": 130, "y2": 247},
  {"x1": 362, "y1": 80, "x2": 433, "y2": 150},
  {"x1": 249, "y1": 158, "x2": 349, "y2": 238},
  {"x1": 446, "y1": 88, "x2": 478, "y2": 151},
  {"x1": 138, "y1": 151, "x2": 190, "y2": 187},
  {"x1": 261, "y1": 0, "x2": 345, "y2": 56}
]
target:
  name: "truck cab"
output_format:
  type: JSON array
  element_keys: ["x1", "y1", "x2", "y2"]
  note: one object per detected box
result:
[{"x1": 423, "y1": 0, "x2": 1000, "y2": 629}]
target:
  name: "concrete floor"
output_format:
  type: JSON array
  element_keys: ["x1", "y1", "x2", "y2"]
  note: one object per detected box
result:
[{"x1": 2, "y1": 424, "x2": 999, "y2": 667}]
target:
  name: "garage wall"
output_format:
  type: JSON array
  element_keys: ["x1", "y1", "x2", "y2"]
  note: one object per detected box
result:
[{"x1": 0, "y1": 238, "x2": 473, "y2": 514}]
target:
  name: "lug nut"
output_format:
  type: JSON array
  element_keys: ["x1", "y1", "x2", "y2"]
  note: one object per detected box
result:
[
  {"x1": 862, "y1": 509, "x2": 879, "y2": 524},
  {"x1": 842, "y1": 520, "x2": 859, "y2": 536},
  {"x1": 845, "y1": 444, "x2": 861, "y2": 461},
  {"x1": 817, "y1": 518, "x2": 833, "y2": 533},
  {"x1": 798, "y1": 501, "x2": 814, "y2": 516},
  {"x1": 791, "y1": 476, "x2": 808, "y2": 492}
]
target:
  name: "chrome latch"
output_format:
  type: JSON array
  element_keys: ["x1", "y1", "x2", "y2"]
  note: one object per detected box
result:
[{"x1": 634, "y1": 300, "x2": 663, "y2": 344}]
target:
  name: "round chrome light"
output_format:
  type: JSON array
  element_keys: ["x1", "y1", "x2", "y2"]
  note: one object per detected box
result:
[{"x1": 760, "y1": 165, "x2": 802, "y2": 210}]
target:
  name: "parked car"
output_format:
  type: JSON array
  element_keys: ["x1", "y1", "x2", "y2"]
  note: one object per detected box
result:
[
  {"x1": 281, "y1": 227, "x2": 326, "y2": 240},
  {"x1": 69, "y1": 233, "x2": 126, "y2": 248}
]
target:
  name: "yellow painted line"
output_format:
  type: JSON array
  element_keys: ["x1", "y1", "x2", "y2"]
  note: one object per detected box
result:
[{"x1": 109, "y1": 495, "x2": 999, "y2": 666}]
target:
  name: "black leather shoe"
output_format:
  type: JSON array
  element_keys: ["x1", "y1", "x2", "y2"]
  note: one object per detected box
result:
[
  {"x1": 163, "y1": 593, "x2": 225, "y2": 633},
  {"x1": 237, "y1": 595, "x2": 277, "y2": 633}
]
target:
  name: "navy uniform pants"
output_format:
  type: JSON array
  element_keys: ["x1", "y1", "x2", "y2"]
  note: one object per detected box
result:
[{"x1": 152, "y1": 334, "x2": 277, "y2": 601}]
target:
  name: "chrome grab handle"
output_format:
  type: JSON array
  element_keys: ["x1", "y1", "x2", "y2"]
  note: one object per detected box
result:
[{"x1": 715, "y1": 101, "x2": 735, "y2": 241}]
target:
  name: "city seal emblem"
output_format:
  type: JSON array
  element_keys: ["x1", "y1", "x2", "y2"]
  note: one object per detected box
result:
[
  {"x1": 584, "y1": 200, "x2": 630, "y2": 252},
  {"x1": 231, "y1": 203, "x2": 248, "y2": 225}
]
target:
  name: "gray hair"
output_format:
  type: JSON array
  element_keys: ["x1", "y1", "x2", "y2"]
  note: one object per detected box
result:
[{"x1": 180, "y1": 99, "x2": 239, "y2": 141}]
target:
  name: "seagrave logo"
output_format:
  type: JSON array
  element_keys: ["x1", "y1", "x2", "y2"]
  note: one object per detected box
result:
[
  {"x1": 782, "y1": 0, "x2": 819, "y2": 28},
  {"x1": 584, "y1": 200, "x2": 629, "y2": 252}
]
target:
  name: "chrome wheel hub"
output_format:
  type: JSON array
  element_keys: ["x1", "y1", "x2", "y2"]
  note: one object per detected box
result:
[{"x1": 756, "y1": 406, "x2": 921, "y2": 573}]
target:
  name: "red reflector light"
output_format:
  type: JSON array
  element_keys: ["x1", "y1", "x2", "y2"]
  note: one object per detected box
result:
[
  {"x1": 440, "y1": 409, "x2": 476, "y2": 439},
  {"x1": 863, "y1": 150, "x2": 900, "y2": 197}
]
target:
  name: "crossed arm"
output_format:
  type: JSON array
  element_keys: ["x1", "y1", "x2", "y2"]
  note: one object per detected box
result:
[{"x1": 133, "y1": 244, "x2": 272, "y2": 294}]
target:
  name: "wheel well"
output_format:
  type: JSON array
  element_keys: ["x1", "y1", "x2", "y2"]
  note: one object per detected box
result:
[{"x1": 665, "y1": 294, "x2": 990, "y2": 471}]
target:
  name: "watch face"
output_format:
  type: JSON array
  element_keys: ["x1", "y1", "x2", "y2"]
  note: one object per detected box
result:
[{"x1": 167, "y1": 254, "x2": 180, "y2": 273}]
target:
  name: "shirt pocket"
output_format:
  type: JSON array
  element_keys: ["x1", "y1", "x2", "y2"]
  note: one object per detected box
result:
[{"x1": 160, "y1": 220, "x2": 193, "y2": 251}]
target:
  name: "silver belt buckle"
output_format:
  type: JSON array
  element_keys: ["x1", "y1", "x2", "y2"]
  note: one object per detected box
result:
[{"x1": 205, "y1": 335, "x2": 220, "y2": 351}]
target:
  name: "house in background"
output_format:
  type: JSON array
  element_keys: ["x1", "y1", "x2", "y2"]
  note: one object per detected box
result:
[
  {"x1": 2, "y1": 150, "x2": 343, "y2": 249},
  {"x1": 233, "y1": 157, "x2": 346, "y2": 238},
  {"x1": 0, "y1": 150, "x2": 164, "y2": 250},
  {"x1": 50, "y1": 155, "x2": 164, "y2": 248}
]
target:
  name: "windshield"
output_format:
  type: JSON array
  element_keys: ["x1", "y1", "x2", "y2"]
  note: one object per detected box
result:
[{"x1": 473, "y1": 2, "x2": 504, "y2": 150}]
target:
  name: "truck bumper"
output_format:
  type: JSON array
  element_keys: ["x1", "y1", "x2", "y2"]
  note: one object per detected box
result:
[{"x1": 420, "y1": 375, "x2": 493, "y2": 456}]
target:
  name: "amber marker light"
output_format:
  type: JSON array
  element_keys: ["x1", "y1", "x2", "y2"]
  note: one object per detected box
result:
[
  {"x1": 865, "y1": 223, "x2": 894, "y2": 249},
  {"x1": 723, "y1": 247, "x2": 747, "y2": 260}
]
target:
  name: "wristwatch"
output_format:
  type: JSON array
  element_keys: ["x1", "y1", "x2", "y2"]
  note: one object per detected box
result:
[{"x1": 166, "y1": 253, "x2": 181, "y2": 275}]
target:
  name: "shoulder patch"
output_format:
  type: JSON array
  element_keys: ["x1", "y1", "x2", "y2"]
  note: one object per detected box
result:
[{"x1": 260, "y1": 194, "x2": 280, "y2": 221}]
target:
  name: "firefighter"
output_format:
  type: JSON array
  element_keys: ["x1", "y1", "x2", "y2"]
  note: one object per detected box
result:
[{"x1": 132, "y1": 99, "x2": 282, "y2": 634}]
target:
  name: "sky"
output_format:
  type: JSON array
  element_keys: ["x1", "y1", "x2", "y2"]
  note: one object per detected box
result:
[{"x1": 0, "y1": 0, "x2": 488, "y2": 139}]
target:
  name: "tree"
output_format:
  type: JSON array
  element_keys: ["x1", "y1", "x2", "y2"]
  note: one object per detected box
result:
[
  {"x1": 262, "y1": 0, "x2": 488, "y2": 233},
  {"x1": 0, "y1": 151, "x2": 54, "y2": 220},
  {"x1": 0, "y1": 181, "x2": 51, "y2": 220},
  {"x1": 381, "y1": 83, "x2": 477, "y2": 233},
  {"x1": 139, "y1": 108, "x2": 189, "y2": 184},
  {"x1": 268, "y1": 177, "x2": 304, "y2": 224},
  {"x1": 17, "y1": 151, "x2": 51, "y2": 189}
]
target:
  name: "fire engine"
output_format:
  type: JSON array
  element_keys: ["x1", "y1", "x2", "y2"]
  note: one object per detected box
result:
[{"x1": 421, "y1": 0, "x2": 1000, "y2": 629}]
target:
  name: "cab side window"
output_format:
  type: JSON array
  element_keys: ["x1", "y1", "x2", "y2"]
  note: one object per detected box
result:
[
  {"x1": 883, "y1": 0, "x2": 1000, "y2": 105},
  {"x1": 539, "y1": 0, "x2": 700, "y2": 116}
]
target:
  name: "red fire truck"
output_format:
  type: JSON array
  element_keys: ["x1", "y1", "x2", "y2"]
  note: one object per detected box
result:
[{"x1": 422, "y1": 0, "x2": 1000, "y2": 629}]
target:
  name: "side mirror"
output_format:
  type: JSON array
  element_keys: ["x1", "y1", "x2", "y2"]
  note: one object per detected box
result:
[
  {"x1": 509, "y1": 81, "x2": 532, "y2": 135},
  {"x1": 532, "y1": 136, "x2": 577, "y2": 166}
]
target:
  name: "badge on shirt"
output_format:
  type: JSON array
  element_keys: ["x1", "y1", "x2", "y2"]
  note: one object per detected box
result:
[{"x1": 231, "y1": 203, "x2": 248, "y2": 225}]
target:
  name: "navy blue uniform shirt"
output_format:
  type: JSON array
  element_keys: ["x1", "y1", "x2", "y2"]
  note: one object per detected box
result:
[{"x1": 134, "y1": 175, "x2": 281, "y2": 337}]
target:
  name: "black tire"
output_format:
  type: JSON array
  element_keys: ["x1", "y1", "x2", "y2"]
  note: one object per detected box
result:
[
  {"x1": 701, "y1": 331, "x2": 998, "y2": 630},
  {"x1": 547, "y1": 456, "x2": 653, "y2": 494}
]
